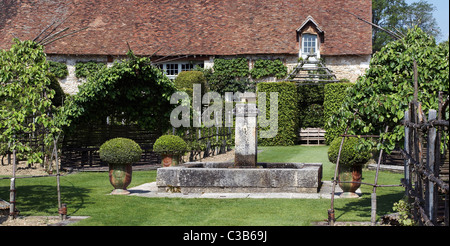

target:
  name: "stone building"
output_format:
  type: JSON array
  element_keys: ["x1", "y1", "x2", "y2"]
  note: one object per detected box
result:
[{"x1": 0, "y1": 0, "x2": 372, "y2": 95}]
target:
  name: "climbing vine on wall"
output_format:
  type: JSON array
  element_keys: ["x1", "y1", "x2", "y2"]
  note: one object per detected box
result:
[
  {"x1": 74, "y1": 61, "x2": 106, "y2": 78},
  {"x1": 48, "y1": 60, "x2": 68, "y2": 79},
  {"x1": 204, "y1": 58, "x2": 288, "y2": 94},
  {"x1": 250, "y1": 59, "x2": 287, "y2": 79},
  {"x1": 59, "y1": 51, "x2": 177, "y2": 134}
]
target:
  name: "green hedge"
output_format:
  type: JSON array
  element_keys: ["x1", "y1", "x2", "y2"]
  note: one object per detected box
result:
[
  {"x1": 257, "y1": 82, "x2": 298, "y2": 146},
  {"x1": 323, "y1": 82, "x2": 353, "y2": 144},
  {"x1": 99, "y1": 138, "x2": 143, "y2": 165},
  {"x1": 174, "y1": 71, "x2": 207, "y2": 97},
  {"x1": 297, "y1": 83, "x2": 324, "y2": 128},
  {"x1": 327, "y1": 137, "x2": 371, "y2": 166},
  {"x1": 153, "y1": 135, "x2": 188, "y2": 155}
]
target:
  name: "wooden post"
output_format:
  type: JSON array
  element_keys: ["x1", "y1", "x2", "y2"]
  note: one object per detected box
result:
[
  {"x1": 329, "y1": 135, "x2": 347, "y2": 226},
  {"x1": 437, "y1": 92, "x2": 447, "y2": 226},
  {"x1": 9, "y1": 148, "x2": 16, "y2": 219},
  {"x1": 371, "y1": 126, "x2": 389, "y2": 226},
  {"x1": 426, "y1": 109, "x2": 437, "y2": 224},
  {"x1": 404, "y1": 110, "x2": 410, "y2": 194},
  {"x1": 54, "y1": 138, "x2": 64, "y2": 220},
  {"x1": 413, "y1": 61, "x2": 418, "y2": 102}
]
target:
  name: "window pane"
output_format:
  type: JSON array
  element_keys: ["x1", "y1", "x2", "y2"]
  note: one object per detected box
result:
[
  {"x1": 302, "y1": 34, "x2": 317, "y2": 54},
  {"x1": 166, "y1": 64, "x2": 179, "y2": 75},
  {"x1": 182, "y1": 63, "x2": 194, "y2": 71}
]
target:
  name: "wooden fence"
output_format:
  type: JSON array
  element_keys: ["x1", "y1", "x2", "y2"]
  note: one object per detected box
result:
[
  {"x1": 402, "y1": 91, "x2": 449, "y2": 226},
  {"x1": 61, "y1": 124, "x2": 161, "y2": 170},
  {"x1": 177, "y1": 125, "x2": 233, "y2": 162}
]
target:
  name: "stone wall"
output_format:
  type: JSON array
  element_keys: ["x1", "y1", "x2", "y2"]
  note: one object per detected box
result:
[
  {"x1": 47, "y1": 55, "x2": 120, "y2": 95},
  {"x1": 322, "y1": 55, "x2": 371, "y2": 82}
]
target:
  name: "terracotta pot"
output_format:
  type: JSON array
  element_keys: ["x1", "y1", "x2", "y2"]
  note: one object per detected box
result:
[
  {"x1": 338, "y1": 164, "x2": 362, "y2": 194},
  {"x1": 161, "y1": 154, "x2": 180, "y2": 167},
  {"x1": 108, "y1": 163, "x2": 132, "y2": 195}
]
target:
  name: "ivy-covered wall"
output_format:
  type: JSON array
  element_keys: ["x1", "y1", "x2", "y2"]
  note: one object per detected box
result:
[{"x1": 47, "y1": 55, "x2": 123, "y2": 95}]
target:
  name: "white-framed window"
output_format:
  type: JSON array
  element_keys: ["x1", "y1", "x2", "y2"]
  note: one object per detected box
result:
[
  {"x1": 302, "y1": 34, "x2": 317, "y2": 55},
  {"x1": 158, "y1": 62, "x2": 204, "y2": 79}
]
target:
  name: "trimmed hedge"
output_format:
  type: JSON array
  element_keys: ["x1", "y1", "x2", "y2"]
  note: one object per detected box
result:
[
  {"x1": 257, "y1": 82, "x2": 298, "y2": 146},
  {"x1": 323, "y1": 82, "x2": 353, "y2": 144},
  {"x1": 174, "y1": 71, "x2": 207, "y2": 97},
  {"x1": 153, "y1": 135, "x2": 188, "y2": 155},
  {"x1": 297, "y1": 83, "x2": 324, "y2": 129},
  {"x1": 327, "y1": 137, "x2": 371, "y2": 166},
  {"x1": 99, "y1": 138, "x2": 143, "y2": 165}
]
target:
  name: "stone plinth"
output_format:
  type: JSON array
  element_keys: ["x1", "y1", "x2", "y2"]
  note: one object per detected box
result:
[
  {"x1": 234, "y1": 103, "x2": 258, "y2": 167},
  {"x1": 156, "y1": 162, "x2": 323, "y2": 193}
]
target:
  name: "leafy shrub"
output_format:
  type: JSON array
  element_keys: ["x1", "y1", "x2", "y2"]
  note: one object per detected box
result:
[
  {"x1": 48, "y1": 61, "x2": 68, "y2": 79},
  {"x1": 205, "y1": 58, "x2": 253, "y2": 94},
  {"x1": 174, "y1": 71, "x2": 207, "y2": 97},
  {"x1": 327, "y1": 137, "x2": 371, "y2": 166},
  {"x1": 47, "y1": 72, "x2": 66, "y2": 107},
  {"x1": 60, "y1": 51, "x2": 177, "y2": 134},
  {"x1": 153, "y1": 135, "x2": 188, "y2": 155},
  {"x1": 328, "y1": 27, "x2": 449, "y2": 152},
  {"x1": 392, "y1": 199, "x2": 415, "y2": 226},
  {"x1": 99, "y1": 138, "x2": 143, "y2": 165},
  {"x1": 323, "y1": 81, "x2": 353, "y2": 144},
  {"x1": 257, "y1": 82, "x2": 298, "y2": 146},
  {"x1": 0, "y1": 39, "x2": 61, "y2": 164}
]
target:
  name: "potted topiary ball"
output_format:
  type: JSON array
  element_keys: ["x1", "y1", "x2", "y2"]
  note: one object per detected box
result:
[
  {"x1": 99, "y1": 138, "x2": 142, "y2": 195},
  {"x1": 328, "y1": 137, "x2": 371, "y2": 198},
  {"x1": 153, "y1": 135, "x2": 188, "y2": 167}
]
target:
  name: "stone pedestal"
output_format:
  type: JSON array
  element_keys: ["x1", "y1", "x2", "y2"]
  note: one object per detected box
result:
[{"x1": 234, "y1": 102, "x2": 258, "y2": 167}]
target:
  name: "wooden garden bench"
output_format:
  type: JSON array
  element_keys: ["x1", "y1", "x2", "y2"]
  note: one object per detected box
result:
[{"x1": 299, "y1": 128, "x2": 326, "y2": 145}]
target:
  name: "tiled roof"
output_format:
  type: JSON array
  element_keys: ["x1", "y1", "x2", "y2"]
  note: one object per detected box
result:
[{"x1": 0, "y1": 0, "x2": 372, "y2": 56}]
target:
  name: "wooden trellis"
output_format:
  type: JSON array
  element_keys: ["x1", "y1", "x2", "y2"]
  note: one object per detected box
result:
[{"x1": 401, "y1": 91, "x2": 449, "y2": 226}]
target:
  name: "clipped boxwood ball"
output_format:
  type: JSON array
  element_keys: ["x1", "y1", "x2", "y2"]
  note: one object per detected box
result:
[
  {"x1": 99, "y1": 138, "x2": 143, "y2": 165},
  {"x1": 153, "y1": 135, "x2": 188, "y2": 155},
  {"x1": 328, "y1": 137, "x2": 371, "y2": 166}
]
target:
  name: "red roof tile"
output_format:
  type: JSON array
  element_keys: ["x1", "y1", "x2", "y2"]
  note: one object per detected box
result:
[{"x1": 0, "y1": 0, "x2": 372, "y2": 56}]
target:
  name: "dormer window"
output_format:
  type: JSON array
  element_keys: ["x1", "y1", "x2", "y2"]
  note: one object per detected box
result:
[
  {"x1": 297, "y1": 16, "x2": 324, "y2": 59},
  {"x1": 302, "y1": 34, "x2": 317, "y2": 55}
]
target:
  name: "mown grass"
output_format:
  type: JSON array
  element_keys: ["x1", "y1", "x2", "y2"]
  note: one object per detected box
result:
[{"x1": 0, "y1": 146, "x2": 404, "y2": 226}]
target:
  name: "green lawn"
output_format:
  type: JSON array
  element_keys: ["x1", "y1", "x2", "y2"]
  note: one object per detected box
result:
[{"x1": 0, "y1": 146, "x2": 404, "y2": 226}]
